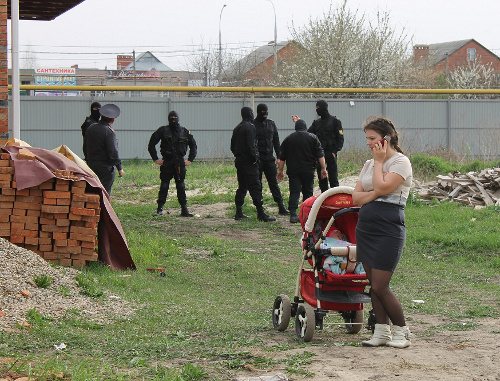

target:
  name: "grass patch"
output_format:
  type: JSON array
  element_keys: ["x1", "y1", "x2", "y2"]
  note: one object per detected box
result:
[
  {"x1": 75, "y1": 272, "x2": 104, "y2": 298},
  {"x1": 409, "y1": 152, "x2": 500, "y2": 181},
  {"x1": 2, "y1": 155, "x2": 499, "y2": 380}
]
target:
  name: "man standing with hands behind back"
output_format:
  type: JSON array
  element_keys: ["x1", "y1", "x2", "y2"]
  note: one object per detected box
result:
[
  {"x1": 307, "y1": 100, "x2": 344, "y2": 192},
  {"x1": 84, "y1": 103, "x2": 124, "y2": 196},
  {"x1": 231, "y1": 106, "x2": 275, "y2": 222},
  {"x1": 254, "y1": 103, "x2": 289, "y2": 216},
  {"x1": 148, "y1": 111, "x2": 197, "y2": 217},
  {"x1": 278, "y1": 118, "x2": 327, "y2": 223}
]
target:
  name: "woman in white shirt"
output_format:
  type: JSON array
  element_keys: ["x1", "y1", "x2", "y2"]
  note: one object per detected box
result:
[{"x1": 353, "y1": 117, "x2": 413, "y2": 349}]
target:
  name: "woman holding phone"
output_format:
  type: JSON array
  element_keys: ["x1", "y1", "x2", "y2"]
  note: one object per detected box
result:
[{"x1": 352, "y1": 116, "x2": 413, "y2": 348}]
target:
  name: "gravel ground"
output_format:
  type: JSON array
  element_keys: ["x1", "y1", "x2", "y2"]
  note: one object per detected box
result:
[{"x1": 0, "y1": 238, "x2": 135, "y2": 332}]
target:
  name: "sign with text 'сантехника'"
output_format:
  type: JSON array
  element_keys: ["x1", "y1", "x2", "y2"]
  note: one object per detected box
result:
[{"x1": 35, "y1": 68, "x2": 77, "y2": 86}]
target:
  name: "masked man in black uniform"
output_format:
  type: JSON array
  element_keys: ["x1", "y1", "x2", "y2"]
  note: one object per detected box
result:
[
  {"x1": 254, "y1": 103, "x2": 289, "y2": 216},
  {"x1": 278, "y1": 119, "x2": 327, "y2": 223},
  {"x1": 81, "y1": 101, "x2": 101, "y2": 160},
  {"x1": 81, "y1": 102, "x2": 101, "y2": 137},
  {"x1": 231, "y1": 107, "x2": 275, "y2": 222},
  {"x1": 307, "y1": 100, "x2": 344, "y2": 192},
  {"x1": 84, "y1": 104, "x2": 124, "y2": 195},
  {"x1": 148, "y1": 111, "x2": 197, "y2": 217}
]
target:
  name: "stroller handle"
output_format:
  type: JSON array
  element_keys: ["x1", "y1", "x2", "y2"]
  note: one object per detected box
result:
[
  {"x1": 333, "y1": 206, "x2": 360, "y2": 219},
  {"x1": 304, "y1": 186, "x2": 355, "y2": 233}
]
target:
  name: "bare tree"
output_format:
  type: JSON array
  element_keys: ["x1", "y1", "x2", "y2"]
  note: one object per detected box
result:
[
  {"x1": 184, "y1": 43, "x2": 219, "y2": 87},
  {"x1": 221, "y1": 43, "x2": 270, "y2": 87},
  {"x1": 184, "y1": 41, "x2": 242, "y2": 88},
  {"x1": 21, "y1": 45, "x2": 38, "y2": 69},
  {"x1": 277, "y1": 1, "x2": 412, "y2": 95}
]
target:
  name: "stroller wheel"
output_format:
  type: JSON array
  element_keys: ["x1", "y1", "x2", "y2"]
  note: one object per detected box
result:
[
  {"x1": 342, "y1": 309, "x2": 364, "y2": 334},
  {"x1": 295, "y1": 304, "x2": 315, "y2": 342},
  {"x1": 272, "y1": 294, "x2": 291, "y2": 331}
]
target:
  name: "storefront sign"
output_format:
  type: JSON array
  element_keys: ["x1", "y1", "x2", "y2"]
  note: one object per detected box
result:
[
  {"x1": 107, "y1": 70, "x2": 160, "y2": 81},
  {"x1": 35, "y1": 68, "x2": 77, "y2": 86}
]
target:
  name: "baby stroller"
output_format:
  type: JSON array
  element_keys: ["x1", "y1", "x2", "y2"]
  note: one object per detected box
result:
[{"x1": 272, "y1": 186, "x2": 375, "y2": 341}]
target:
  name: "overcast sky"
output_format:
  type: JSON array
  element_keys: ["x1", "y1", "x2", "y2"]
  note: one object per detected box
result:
[{"x1": 8, "y1": 0, "x2": 500, "y2": 71}]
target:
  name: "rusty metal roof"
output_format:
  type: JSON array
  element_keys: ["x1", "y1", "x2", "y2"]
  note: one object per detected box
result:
[{"x1": 7, "y1": 0, "x2": 86, "y2": 21}]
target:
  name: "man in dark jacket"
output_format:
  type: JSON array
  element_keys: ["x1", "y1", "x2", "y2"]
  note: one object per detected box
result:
[
  {"x1": 148, "y1": 111, "x2": 197, "y2": 217},
  {"x1": 307, "y1": 100, "x2": 344, "y2": 191},
  {"x1": 278, "y1": 119, "x2": 327, "y2": 223},
  {"x1": 231, "y1": 107, "x2": 275, "y2": 222},
  {"x1": 84, "y1": 104, "x2": 124, "y2": 195},
  {"x1": 254, "y1": 103, "x2": 289, "y2": 216},
  {"x1": 81, "y1": 101, "x2": 101, "y2": 160}
]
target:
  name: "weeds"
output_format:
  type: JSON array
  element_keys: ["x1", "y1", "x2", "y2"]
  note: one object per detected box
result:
[
  {"x1": 33, "y1": 274, "x2": 52, "y2": 288},
  {"x1": 56, "y1": 285, "x2": 71, "y2": 296},
  {"x1": 25, "y1": 308, "x2": 52, "y2": 328},
  {"x1": 75, "y1": 272, "x2": 103, "y2": 297},
  {"x1": 409, "y1": 151, "x2": 500, "y2": 181},
  {"x1": 283, "y1": 351, "x2": 315, "y2": 376}
]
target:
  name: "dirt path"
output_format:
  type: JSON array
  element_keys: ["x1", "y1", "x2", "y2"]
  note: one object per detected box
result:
[
  {"x1": 156, "y1": 199, "x2": 500, "y2": 381},
  {"x1": 254, "y1": 315, "x2": 500, "y2": 381}
]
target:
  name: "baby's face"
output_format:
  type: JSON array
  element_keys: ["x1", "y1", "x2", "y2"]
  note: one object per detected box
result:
[{"x1": 330, "y1": 230, "x2": 343, "y2": 240}]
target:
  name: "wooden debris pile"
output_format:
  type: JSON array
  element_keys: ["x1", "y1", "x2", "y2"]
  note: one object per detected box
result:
[
  {"x1": 414, "y1": 168, "x2": 500, "y2": 207},
  {"x1": 0, "y1": 150, "x2": 101, "y2": 268}
]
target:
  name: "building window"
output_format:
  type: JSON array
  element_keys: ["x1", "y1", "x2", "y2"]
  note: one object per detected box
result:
[
  {"x1": 21, "y1": 81, "x2": 30, "y2": 96},
  {"x1": 467, "y1": 48, "x2": 476, "y2": 61},
  {"x1": 125, "y1": 91, "x2": 142, "y2": 98}
]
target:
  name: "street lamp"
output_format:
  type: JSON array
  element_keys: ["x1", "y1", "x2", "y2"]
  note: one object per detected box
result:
[
  {"x1": 218, "y1": 4, "x2": 227, "y2": 85},
  {"x1": 267, "y1": 0, "x2": 277, "y2": 73}
]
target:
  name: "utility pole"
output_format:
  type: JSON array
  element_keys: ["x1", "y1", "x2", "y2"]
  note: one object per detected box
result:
[
  {"x1": 11, "y1": 0, "x2": 20, "y2": 139},
  {"x1": 133, "y1": 50, "x2": 136, "y2": 86},
  {"x1": 267, "y1": 0, "x2": 277, "y2": 74},
  {"x1": 445, "y1": 52, "x2": 449, "y2": 85},
  {"x1": 218, "y1": 4, "x2": 227, "y2": 85}
]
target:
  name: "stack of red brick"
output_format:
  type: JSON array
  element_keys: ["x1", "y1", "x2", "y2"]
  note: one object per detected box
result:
[{"x1": 0, "y1": 149, "x2": 101, "y2": 268}]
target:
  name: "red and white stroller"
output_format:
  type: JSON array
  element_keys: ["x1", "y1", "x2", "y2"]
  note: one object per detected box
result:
[{"x1": 272, "y1": 186, "x2": 375, "y2": 341}]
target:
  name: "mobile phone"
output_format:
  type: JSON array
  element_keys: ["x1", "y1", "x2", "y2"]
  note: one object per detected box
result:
[{"x1": 378, "y1": 135, "x2": 391, "y2": 146}]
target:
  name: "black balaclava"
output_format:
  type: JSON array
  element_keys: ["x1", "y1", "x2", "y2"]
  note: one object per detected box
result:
[
  {"x1": 316, "y1": 100, "x2": 329, "y2": 118},
  {"x1": 295, "y1": 119, "x2": 307, "y2": 131},
  {"x1": 241, "y1": 107, "x2": 254, "y2": 121},
  {"x1": 256, "y1": 103, "x2": 268, "y2": 121},
  {"x1": 168, "y1": 111, "x2": 179, "y2": 127},
  {"x1": 90, "y1": 101, "x2": 101, "y2": 120}
]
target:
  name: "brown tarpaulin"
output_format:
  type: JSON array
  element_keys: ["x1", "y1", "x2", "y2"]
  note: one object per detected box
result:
[{"x1": 2, "y1": 145, "x2": 136, "y2": 270}]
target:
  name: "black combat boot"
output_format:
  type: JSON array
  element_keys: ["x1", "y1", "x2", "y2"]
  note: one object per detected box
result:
[
  {"x1": 289, "y1": 209, "x2": 300, "y2": 224},
  {"x1": 180, "y1": 205, "x2": 194, "y2": 217},
  {"x1": 234, "y1": 206, "x2": 250, "y2": 220},
  {"x1": 257, "y1": 207, "x2": 276, "y2": 222},
  {"x1": 277, "y1": 201, "x2": 290, "y2": 216},
  {"x1": 154, "y1": 205, "x2": 164, "y2": 216}
]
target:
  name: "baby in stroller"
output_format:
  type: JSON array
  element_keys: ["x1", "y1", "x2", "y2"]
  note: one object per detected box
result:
[{"x1": 313, "y1": 223, "x2": 365, "y2": 275}]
